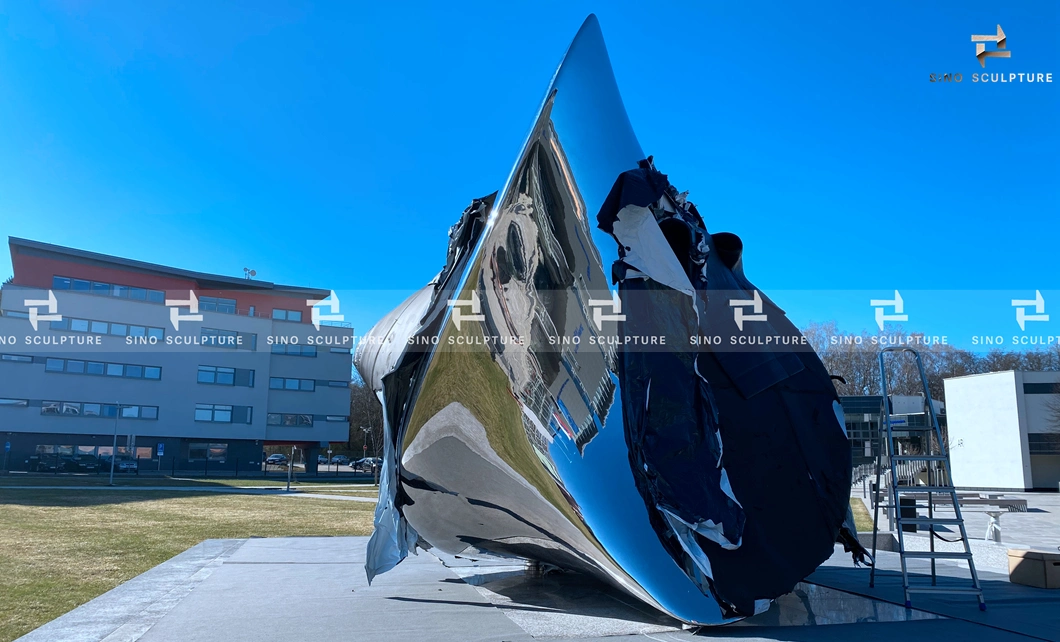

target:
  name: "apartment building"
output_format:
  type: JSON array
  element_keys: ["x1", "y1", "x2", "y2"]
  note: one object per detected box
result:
[{"x1": 0, "y1": 237, "x2": 352, "y2": 474}]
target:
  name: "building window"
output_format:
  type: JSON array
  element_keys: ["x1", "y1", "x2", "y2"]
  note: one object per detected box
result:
[
  {"x1": 1, "y1": 354, "x2": 33, "y2": 363},
  {"x1": 189, "y1": 443, "x2": 228, "y2": 462},
  {"x1": 195, "y1": 404, "x2": 233, "y2": 423},
  {"x1": 329, "y1": 347, "x2": 351, "y2": 354},
  {"x1": 198, "y1": 365, "x2": 235, "y2": 385},
  {"x1": 1028, "y1": 433, "x2": 1060, "y2": 455},
  {"x1": 0, "y1": 398, "x2": 29, "y2": 407},
  {"x1": 193, "y1": 404, "x2": 249, "y2": 423},
  {"x1": 200, "y1": 296, "x2": 237, "y2": 314},
  {"x1": 52, "y1": 275, "x2": 165, "y2": 304},
  {"x1": 40, "y1": 399, "x2": 156, "y2": 420},
  {"x1": 196, "y1": 365, "x2": 253, "y2": 387},
  {"x1": 325, "y1": 416, "x2": 348, "y2": 422},
  {"x1": 266, "y1": 413, "x2": 313, "y2": 427},
  {"x1": 201, "y1": 327, "x2": 257, "y2": 350},
  {"x1": 42, "y1": 357, "x2": 161, "y2": 380},
  {"x1": 328, "y1": 381, "x2": 349, "y2": 388},
  {"x1": 269, "y1": 377, "x2": 315, "y2": 391},
  {"x1": 272, "y1": 309, "x2": 303, "y2": 322},
  {"x1": 50, "y1": 316, "x2": 165, "y2": 339},
  {"x1": 270, "y1": 343, "x2": 317, "y2": 357}
]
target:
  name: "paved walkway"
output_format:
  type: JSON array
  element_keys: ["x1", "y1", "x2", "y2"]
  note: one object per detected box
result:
[
  {"x1": 852, "y1": 491, "x2": 1060, "y2": 555},
  {"x1": 16, "y1": 537, "x2": 1052, "y2": 642}
]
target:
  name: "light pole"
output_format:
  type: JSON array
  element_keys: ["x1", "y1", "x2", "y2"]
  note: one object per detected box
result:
[
  {"x1": 108, "y1": 402, "x2": 120, "y2": 485},
  {"x1": 286, "y1": 445, "x2": 296, "y2": 492}
]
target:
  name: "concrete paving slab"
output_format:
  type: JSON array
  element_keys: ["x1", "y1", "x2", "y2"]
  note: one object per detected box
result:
[
  {"x1": 16, "y1": 539, "x2": 243, "y2": 642},
  {"x1": 810, "y1": 545, "x2": 1060, "y2": 641},
  {"x1": 17, "y1": 536, "x2": 1055, "y2": 642}
]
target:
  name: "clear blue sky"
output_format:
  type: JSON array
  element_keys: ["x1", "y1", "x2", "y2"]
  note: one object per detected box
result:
[{"x1": 1, "y1": 1, "x2": 1057, "y2": 346}]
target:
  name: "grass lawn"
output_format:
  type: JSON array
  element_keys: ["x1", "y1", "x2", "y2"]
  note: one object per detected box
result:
[
  {"x1": 850, "y1": 497, "x2": 874, "y2": 532},
  {"x1": 0, "y1": 475, "x2": 379, "y2": 489},
  {"x1": 0, "y1": 489, "x2": 375, "y2": 642}
]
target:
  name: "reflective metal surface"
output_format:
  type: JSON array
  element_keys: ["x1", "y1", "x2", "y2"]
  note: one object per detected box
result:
[{"x1": 356, "y1": 14, "x2": 855, "y2": 625}]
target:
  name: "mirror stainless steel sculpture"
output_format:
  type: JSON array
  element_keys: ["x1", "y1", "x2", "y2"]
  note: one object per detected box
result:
[{"x1": 356, "y1": 14, "x2": 865, "y2": 625}]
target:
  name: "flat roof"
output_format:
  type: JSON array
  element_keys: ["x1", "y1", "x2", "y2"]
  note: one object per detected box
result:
[{"x1": 9, "y1": 236, "x2": 329, "y2": 297}]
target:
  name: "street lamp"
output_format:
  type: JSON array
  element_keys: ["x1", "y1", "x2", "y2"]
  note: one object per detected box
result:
[{"x1": 109, "y1": 402, "x2": 120, "y2": 485}]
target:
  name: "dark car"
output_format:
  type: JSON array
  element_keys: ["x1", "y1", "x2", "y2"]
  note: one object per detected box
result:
[
  {"x1": 266, "y1": 454, "x2": 288, "y2": 466},
  {"x1": 353, "y1": 457, "x2": 381, "y2": 472},
  {"x1": 331, "y1": 455, "x2": 350, "y2": 466},
  {"x1": 60, "y1": 455, "x2": 100, "y2": 473},
  {"x1": 29, "y1": 456, "x2": 59, "y2": 473}
]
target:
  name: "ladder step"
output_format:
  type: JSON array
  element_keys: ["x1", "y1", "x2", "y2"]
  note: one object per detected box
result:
[
  {"x1": 893, "y1": 486, "x2": 956, "y2": 493},
  {"x1": 902, "y1": 551, "x2": 972, "y2": 560},
  {"x1": 892, "y1": 455, "x2": 948, "y2": 461},
  {"x1": 903, "y1": 593, "x2": 983, "y2": 597},
  {"x1": 897, "y1": 517, "x2": 965, "y2": 525}
]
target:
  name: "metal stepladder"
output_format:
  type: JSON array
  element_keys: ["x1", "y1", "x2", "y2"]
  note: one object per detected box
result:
[{"x1": 869, "y1": 347, "x2": 986, "y2": 611}]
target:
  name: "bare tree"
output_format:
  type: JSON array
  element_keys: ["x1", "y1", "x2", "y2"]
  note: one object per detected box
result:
[
  {"x1": 349, "y1": 377, "x2": 384, "y2": 459},
  {"x1": 1046, "y1": 383, "x2": 1060, "y2": 431},
  {"x1": 801, "y1": 323, "x2": 1060, "y2": 407}
]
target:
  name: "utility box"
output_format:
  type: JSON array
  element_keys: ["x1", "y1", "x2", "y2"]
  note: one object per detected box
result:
[{"x1": 1008, "y1": 549, "x2": 1060, "y2": 589}]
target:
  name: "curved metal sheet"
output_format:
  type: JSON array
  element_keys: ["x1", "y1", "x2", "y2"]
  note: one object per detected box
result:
[{"x1": 357, "y1": 14, "x2": 853, "y2": 625}]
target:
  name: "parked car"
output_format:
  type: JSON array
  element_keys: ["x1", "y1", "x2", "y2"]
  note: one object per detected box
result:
[
  {"x1": 353, "y1": 457, "x2": 382, "y2": 472},
  {"x1": 331, "y1": 455, "x2": 350, "y2": 466},
  {"x1": 317, "y1": 455, "x2": 329, "y2": 465},
  {"x1": 29, "y1": 456, "x2": 59, "y2": 472},
  {"x1": 266, "y1": 454, "x2": 288, "y2": 466},
  {"x1": 60, "y1": 455, "x2": 100, "y2": 473},
  {"x1": 112, "y1": 457, "x2": 138, "y2": 473}
]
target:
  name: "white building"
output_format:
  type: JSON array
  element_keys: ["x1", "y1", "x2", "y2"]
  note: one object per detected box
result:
[{"x1": 944, "y1": 371, "x2": 1060, "y2": 491}]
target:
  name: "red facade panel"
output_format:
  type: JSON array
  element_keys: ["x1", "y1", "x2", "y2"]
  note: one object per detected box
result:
[{"x1": 11, "y1": 247, "x2": 314, "y2": 323}]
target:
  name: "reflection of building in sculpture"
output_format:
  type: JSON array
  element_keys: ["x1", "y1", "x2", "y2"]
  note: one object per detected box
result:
[{"x1": 478, "y1": 138, "x2": 617, "y2": 463}]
